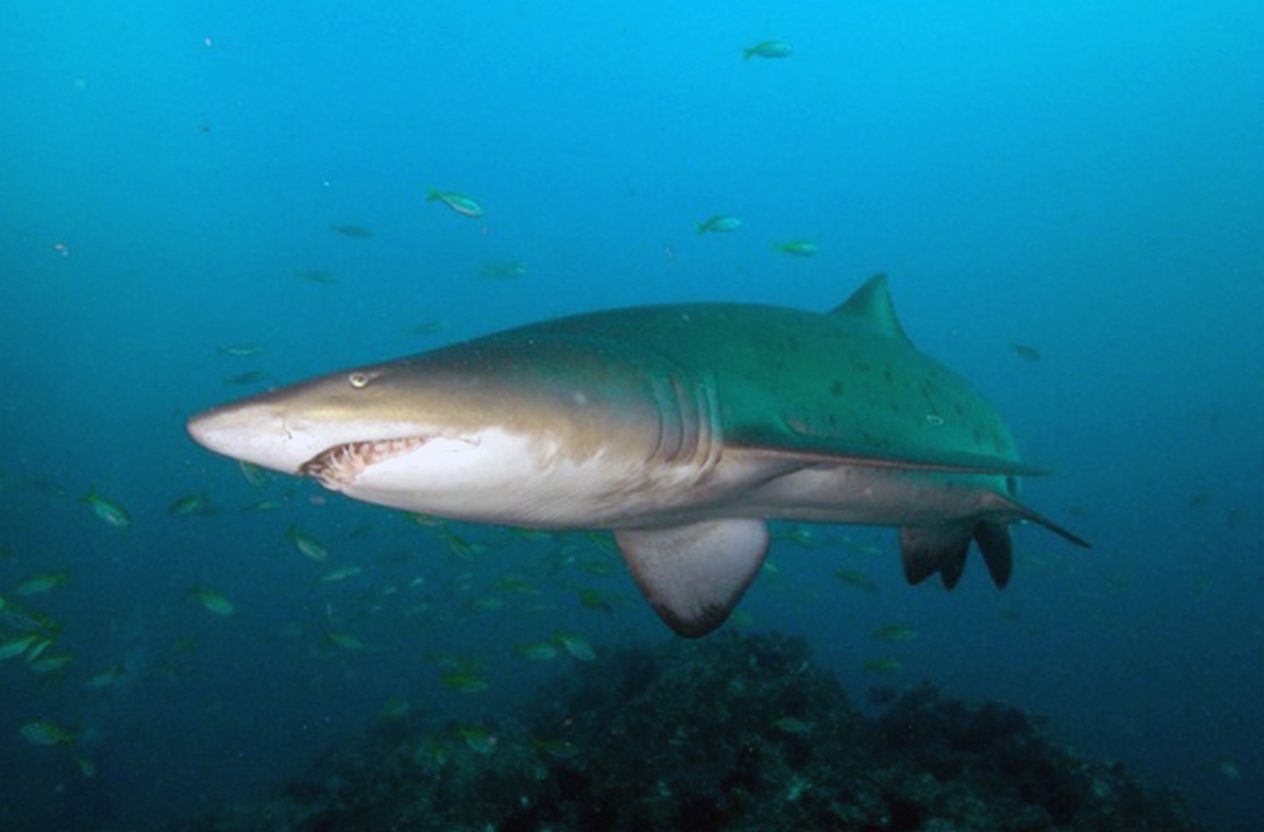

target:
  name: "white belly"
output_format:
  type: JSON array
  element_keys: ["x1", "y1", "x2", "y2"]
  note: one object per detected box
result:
[{"x1": 327, "y1": 430, "x2": 999, "y2": 532}]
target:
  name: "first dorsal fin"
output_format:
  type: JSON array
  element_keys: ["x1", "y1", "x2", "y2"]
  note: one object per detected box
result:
[{"x1": 829, "y1": 273, "x2": 911, "y2": 345}]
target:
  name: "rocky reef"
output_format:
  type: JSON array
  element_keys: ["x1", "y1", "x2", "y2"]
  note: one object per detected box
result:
[{"x1": 178, "y1": 632, "x2": 1201, "y2": 831}]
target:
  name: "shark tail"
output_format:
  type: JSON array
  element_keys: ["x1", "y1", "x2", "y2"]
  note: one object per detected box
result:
[{"x1": 900, "y1": 494, "x2": 1089, "y2": 590}]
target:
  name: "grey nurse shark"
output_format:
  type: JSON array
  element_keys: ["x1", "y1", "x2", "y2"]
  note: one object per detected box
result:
[{"x1": 187, "y1": 274, "x2": 1087, "y2": 637}]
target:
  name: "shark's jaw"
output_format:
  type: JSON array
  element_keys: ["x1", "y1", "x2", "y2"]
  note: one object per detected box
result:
[{"x1": 298, "y1": 436, "x2": 432, "y2": 488}]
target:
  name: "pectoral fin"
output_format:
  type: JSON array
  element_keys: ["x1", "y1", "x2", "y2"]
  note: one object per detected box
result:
[{"x1": 616, "y1": 519, "x2": 770, "y2": 638}]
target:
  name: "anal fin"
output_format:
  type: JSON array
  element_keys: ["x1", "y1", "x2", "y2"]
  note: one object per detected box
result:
[{"x1": 616, "y1": 519, "x2": 769, "y2": 638}]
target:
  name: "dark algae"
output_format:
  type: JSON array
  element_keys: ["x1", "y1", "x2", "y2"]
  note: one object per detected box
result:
[{"x1": 173, "y1": 633, "x2": 1200, "y2": 831}]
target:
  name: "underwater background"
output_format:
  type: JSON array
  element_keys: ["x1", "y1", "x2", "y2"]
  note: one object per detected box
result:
[{"x1": 1, "y1": 2, "x2": 1261, "y2": 830}]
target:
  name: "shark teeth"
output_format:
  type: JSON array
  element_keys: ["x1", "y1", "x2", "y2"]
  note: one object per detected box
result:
[{"x1": 300, "y1": 437, "x2": 428, "y2": 489}]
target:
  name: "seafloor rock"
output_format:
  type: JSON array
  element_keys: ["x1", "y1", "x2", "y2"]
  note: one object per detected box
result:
[{"x1": 176, "y1": 632, "x2": 1202, "y2": 832}]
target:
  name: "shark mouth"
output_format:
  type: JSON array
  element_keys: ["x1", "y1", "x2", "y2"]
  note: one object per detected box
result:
[{"x1": 299, "y1": 437, "x2": 429, "y2": 489}]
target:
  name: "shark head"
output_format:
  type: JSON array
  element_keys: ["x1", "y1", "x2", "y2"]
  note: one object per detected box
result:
[
  {"x1": 188, "y1": 357, "x2": 456, "y2": 483},
  {"x1": 187, "y1": 340, "x2": 697, "y2": 525}
]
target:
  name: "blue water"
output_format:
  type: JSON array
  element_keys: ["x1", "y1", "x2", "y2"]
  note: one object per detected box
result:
[{"x1": 2, "y1": 2, "x2": 1261, "y2": 829}]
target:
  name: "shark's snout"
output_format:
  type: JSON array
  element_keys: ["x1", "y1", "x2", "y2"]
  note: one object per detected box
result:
[
  {"x1": 185, "y1": 408, "x2": 228, "y2": 452},
  {"x1": 186, "y1": 401, "x2": 318, "y2": 475}
]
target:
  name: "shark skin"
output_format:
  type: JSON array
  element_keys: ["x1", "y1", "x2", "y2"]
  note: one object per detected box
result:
[{"x1": 187, "y1": 274, "x2": 1088, "y2": 637}]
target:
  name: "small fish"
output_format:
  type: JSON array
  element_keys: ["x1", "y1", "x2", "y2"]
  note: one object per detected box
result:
[
  {"x1": 27, "y1": 654, "x2": 74, "y2": 675},
  {"x1": 85, "y1": 664, "x2": 125, "y2": 691},
  {"x1": 470, "y1": 595, "x2": 504, "y2": 611},
  {"x1": 190, "y1": 587, "x2": 235, "y2": 616},
  {"x1": 0, "y1": 634, "x2": 37, "y2": 661},
  {"x1": 408, "y1": 513, "x2": 447, "y2": 528},
  {"x1": 440, "y1": 670, "x2": 489, "y2": 693},
  {"x1": 83, "y1": 490, "x2": 131, "y2": 529},
  {"x1": 697, "y1": 215, "x2": 742, "y2": 234},
  {"x1": 583, "y1": 531, "x2": 618, "y2": 554},
  {"x1": 743, "y1": 40, "x2": 794, "y2": 60},
  {"x1": 320, "y1": 565, "x2": 362, "y2": 583},
  {"x1": 378, "y1": 699, "x2": 410, "y2": 720},
  {"x1": 216, "y1": 343, "x2": 264, "y2": 358},
  {"x1": 240, "y1": 498, "x2": 284, "y2": 513},
  {"x1": 1216, "y1": 759, "x2": 1243, "y2": 781},
  {"x1": 420, "y1": 735, "x2": 449, "y2": 765},
  {"x1": 455, "y1": 725, "x2": 498, "y2": 754},
  {"x1": 0, "y1": 604, "x2": 56, "y2": 634},
  {"x1": 288, "y1": 526, "x2": 329, "y2": 561},
  {"x1": 773, "y1": 526, "x2": 815, "y2": 548},
  {"x1": 407, "y1": 320, "x2": 450, "y2": 337},
  {"x1": 74, "y1": 754, "x2": 96, "y2": 778},
  {"x1": 515, "y1": 642, "x2": 560, "y2": 661},
  {"x1": 863, "y1": 657, "x2": 903, "y2": 675},
  {"x1": 19, "y1": 720, "x2": 73, "y2": 746},
  {"x1": 438, "y1": 530, "x2": 486, "y2": 560},
  {"x1": 167, "y1": 493, "x2": 212, "y2": 517},
  {"x1": 774, "y1": 240, "x2": 819, "y2": 257},
  {"x1": 1226, "y1": 507, "x2": 1244, "y2": 529},
  {"x1": 325, "y1": 631, "x2": 365, "y2": 651},
  {"x1": 834, "y1": 568, "x2": 878, "y2": 593},
  {"x1": 330, "y1": 224, "x2": 373, "y2": 238},
  {"x1": 15, "y1": 571, "x2": 70, "y2": 596},
  {"x1": 426, "y1": 188, "x2": 485, "y2": 218},
  {"x1": 1010, "y1": 343, "x2": 1041, "y2": 362},
  {"x1": 493, "y1": 576, "x2": 541, "y2": 596},
  {"x1": 1188, "y1": 493, "x2": 1210, "y2": 509},
  {"x1": 534, "y1": 737, "x2": 580, "y2": 760},
  {"x1": 845, "y1": 541, "x2": 884, "y2": 557},
  {"x1": 576, "y1": 559, "x2": 616, "y2": 577},
  {"x1": 293, "y1": 269, "x2": 338, "y2": 284},
  {"x1": 479, "y1": 260, "x2": 528, "y2": 280},
  {"x1": 871, "y1": 624, "x2": 917, "y2": 642},
  {"x1": 577, "y1": 588, "x2": 614, "y2": 613},
  {"x1": 224, "y1": 370, "x2": 270, "y2": 386},
  {"x1": 772, "y1": 716, "x2": 812, "y2": 735},
  {"x1": 24, "y1": 637, "x2": 54, "y2": 662},
  {"x1": 555, "y1": 631, "x2": 596, "y2": 662},
  {"x1": 238, "y1": 460, "x2": 270, "y2": 488}
]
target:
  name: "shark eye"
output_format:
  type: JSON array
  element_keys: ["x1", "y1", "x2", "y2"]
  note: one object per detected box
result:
[{"x1": 348, "y1": 372, "x2": 371, "y2": 389}]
